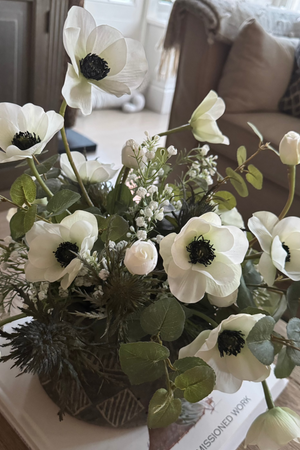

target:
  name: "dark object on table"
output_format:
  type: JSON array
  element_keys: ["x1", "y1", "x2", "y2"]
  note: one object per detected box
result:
[{"x1": 58, "y1": 129, "x2": 97, "y2": 154}]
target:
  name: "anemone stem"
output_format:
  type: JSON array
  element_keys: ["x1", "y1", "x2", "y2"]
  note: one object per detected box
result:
[
  {"x1": 278, "y1": 165, "x2": 296, "y2": 220},
  {"x1": 59, "y1": 99, "x2": 94, "y2": 208},
  {"x1": 27, "y1": 158, "x2": 53, "y2": 198},
  {"x1": 262, "y1": 380, "x2": 275, "y2": 410},
  {"x1": 157, "y1": 123, "x2": 191, "y2": 137},
  {"x1": 0, "y1": 312, "x2": 27, "y2": 328}
]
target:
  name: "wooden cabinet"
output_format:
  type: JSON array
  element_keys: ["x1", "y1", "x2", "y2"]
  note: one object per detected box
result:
[{"x1": 0, "y1": 0, "x2": 77, "y2": 193}]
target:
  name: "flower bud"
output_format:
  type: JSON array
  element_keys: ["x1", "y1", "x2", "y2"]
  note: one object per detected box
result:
[
  {"x1": 245, "y1": 407, "x2": 300, "y2": 450},
  {"x1": 124, "y1": 240, "x2": 158, "y2": 275},
  {"x1": 122, "y1": 139, "x2": 145, "y2": 169},
  {"x1": 279, "y1": 131, "x2": 300, "y2": 165}
]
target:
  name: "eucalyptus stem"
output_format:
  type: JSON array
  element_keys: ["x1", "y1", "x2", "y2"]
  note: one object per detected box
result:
[
  {"x1": 262, "y1": 380, "x2": 275, "y2": 410},
  {"x1": 59, "y1": 99, "x2": 94, "y2": 208},
  {"x1": 157, "y1": 123, "x2": 191, "y2": 137},
  {"x1": 278, "y1": 165, "x2": 296, "y2": 220},
  {"x1": 121, "y1": 167, "x2": 130, "y2": 185},
  {"x1": 27, "y1": 158, "x2": 53, "y2": 198},
  {"x1": 244, "y1": 252, "x2": 262, "y2": 260},
  {"x1": 188, "y1": 308, "x2": 218, "y2": 328},
  {"x1": 0, "y1": 312, "x2": 27, "y2": 328},
  {"x1": 0, "y1": 194, "x2": 51, "y2": 223}
]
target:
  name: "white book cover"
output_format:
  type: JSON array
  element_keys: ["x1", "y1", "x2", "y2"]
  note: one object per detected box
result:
[{"x1": 0, "y1": 319, "x2": 288, "y2": 450}]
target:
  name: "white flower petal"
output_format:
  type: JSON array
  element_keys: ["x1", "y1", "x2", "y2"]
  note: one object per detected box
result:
[
  {"x1": 271, "y1": 235, "x2": 288, "y2": 272},
  {"x1": 160, "y1": 233, "x2": 176, "y2": 273},
  {"x1": 168, "y1": 260, "x2": 206, "y2": 303},
  {"x1": 92, "y1": 78, "x2": 131, "y2": 97},
  {"x1": 191, "y1": 91, "x2": 219, "y2": 121},
  {"x1": 273, "y1": 216, "x2": 300, "y2": 242},
  {"x1": 179, "y1": 330, "x2": 211, "y2": 359},
  {"x1": 62, "y1": 63, "x2": 93, "y2": 115},
  {"x1": 259, "y1": 252, "x2": 277, "y2": 286},
  {"x1": 205, "y1": 263, "x2": 241, "y2": 297},
  {"x1": 226, "y1": 345, "x2": 270, "y2": 382},
  {"x1": 248, "y1": 213, "x2": 277, "y2": 253},
  {"x1": 208, "y1": 289, "x2": 238, "y2": 307}
]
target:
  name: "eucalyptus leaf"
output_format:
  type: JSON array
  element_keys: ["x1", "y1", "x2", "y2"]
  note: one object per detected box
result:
[
  {"x1": 25, "y1": 155, "x2": 59, "y2": 175},
  {"x1": 36, "y1": 178, "x2": 62, "y2": 198},
  {"x1": 246, "y1": 316, "x2": 276, "y2": 365},
  {"x1": 225, "y1": 167, "x2": 249, "y2": 197},
  {"x1": 237, "y1": 276, "x2": 255, "y2": 309},
  {"x1": 213, "y1": 191, "x2": 236, "y2": 211},
  {"x1": 106, "y1": 184, "x2": 133, "y2": 214},
  {"x1": 274, "y1": 347, "x2": 295, "y2": 378},
  {"x1": 119, "y1": 342, "x2": 169, "y2": 385},
  {"x1": 286, "y1": 318, "x2": 300, "y2": 365},
  {"x1": 140, "y1": 297, "x2": 185, "y2": 341},
  {"x1": 10, "y1": 205, "x2": 37, "y2": 240},
  {"x1": 10, "y1": 174, "x2": 36, "y2": 206},
  {"x1": 174, "y1": 366, "x2": 215, "y2": 403},
  {"x1": 247, "y1": 122, "x2": 263, "y2": 142},
  {"x1": 237, "y1": 146, "x2": 247, "y2": 166},
  {"x1": 286, "y1": 281, "x2": 300, "y2": 317},
  {"x1": 173, "y1": 357, "x2": 211, "y2": 375},
  {"x1": 101, "y1": 215, "x2": 129, "y2": 242},
  {"x1": 147, "y1": 389, "x2": 182, "y2": 429},
  {"x1": 47, "y1": 189, "x2": 81, "y2": 216},
  {"x1": 246, "y1": 164, "x2": 263, "y2": 190}
]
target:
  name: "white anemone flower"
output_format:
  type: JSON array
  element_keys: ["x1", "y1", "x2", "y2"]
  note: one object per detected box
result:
[
  {"x1": 248, "y1": 211, "x2": 300, "y2": 286},
  {"x1": 25, "y1": 210, "x2": 98, "y2": 289},
  {"x1": 0, "y1": 103, "x2": 63, "y2": 163},
  {"x1": 179, "y1": 313, "x2": 271, "y2": 393},
  {"x1": 62, "y1": 6, "x2": 148, "y2": 115},
  {"x1": 60, "y1": 151, "x2": 118, "y2": 183},
  {"x1": 159, "y1": 212, "x2": 248, "y2": 304},
  {"x1": 245, "y1": 407, "x2": 300, "y2": 450},
  {"x1": 189, "y1": 91, "x2": 229, "y2": 145}
]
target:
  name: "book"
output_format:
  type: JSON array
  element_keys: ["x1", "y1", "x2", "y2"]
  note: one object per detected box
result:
[{"x1": 0, "y1": 319, "x2": 288, "y2": 450}]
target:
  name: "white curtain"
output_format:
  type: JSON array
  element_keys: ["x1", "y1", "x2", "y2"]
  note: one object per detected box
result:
[{"x1": 245, "y1": 0, "x2": 300, "y2": 10}]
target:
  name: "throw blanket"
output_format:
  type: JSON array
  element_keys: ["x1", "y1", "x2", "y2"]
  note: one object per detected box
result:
[{"x1": 160, "y1": 0, "x2": 300, "y2": 75}]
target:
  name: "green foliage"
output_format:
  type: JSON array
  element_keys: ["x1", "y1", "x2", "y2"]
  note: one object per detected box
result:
[
  {"x1": 225, "y1": 167, "x2": 249, "y2": 197},
  {"x1": 237, "y1": 276, "x2": 255, "y2": 309},
  {"x1": 100, "y1": 215, "x2": 129, "y2": 242},
  {"x1": 119, "y1": 342, "x2": 170, "y2": 385},
  {"x1": 25, "y1": 155, "x2": 59, "y2": 176},
  {"x1": 246, "y1": 316, "x2": 276, "y2": 365},
  {"x1": 213, "y1": 191, "x2": 236, "y2": 211},
  {"x1": 174, "y1": 365, "x2": 215, "y2": 403},
  {"x1": 286, "y1": 282, "x2": 300, "y2": 317},
  {"x1": 237, "y1": 146, "x2": 247, "y2": 166},
  {"x1": 275, "y1": 347, "x2": 295, "y2": 378},
  {"x1": 106, "y1": 184, "x2": 133, "y2": 214},
  {"x1": 10, "y1": 205, "x2": 37, "y2": 240},
  {"x1": 10, "y1": 174, "x2": 36, "y2": 206},
  {"x1": 286, "y1": 318, "x2": 300, "y2": 365},
  {"x1": 246, "y1": 164, "x2": 263, "y2": 190},
  {"x1": 140, "y1": 297, "x2": 185, "y2": 341},
  {"x1": 173, "y1": 357, "x2": 211, "y2": 375},
  {"x1": 36, "y1": 178, "x2": 62, "y2": 198},
  {"x1": 47, "y1": 190, "x2": 81, "y2": 216},
  {"x1": 147, "y1": 389, "x2": 182, "y2": 428}
]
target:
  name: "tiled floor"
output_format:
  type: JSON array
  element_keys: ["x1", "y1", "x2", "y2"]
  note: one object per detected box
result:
[{"x1": 73, "y1": 108, "x2": 170, "y2": 167}]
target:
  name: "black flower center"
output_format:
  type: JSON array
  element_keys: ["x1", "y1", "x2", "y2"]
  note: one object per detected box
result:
[
  {"x1": 12, "y1": 131, "x2": 41, "y2": 151},
  {"x1": 186, "y1": 235, "x2": 216, "y2": 266},
  {"x1": 282, "y1": 242, "x2": 291, "y2": 263},
  {"x1": 80, "y1": 53, "x2": 110, "y2": 81},
  {"x1": 217, "y1": 330, "x2": 245, "y2": 357},
  {"x1": 54, "y1": 242, "x2": 79, "y2": 268}
]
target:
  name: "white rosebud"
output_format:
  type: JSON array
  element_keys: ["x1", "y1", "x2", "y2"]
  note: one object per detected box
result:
[
  {"x1": 122, "y1": 139, "x2": 146, "y2": 169},
  {"x1": 154, "y1": 211, "x2": 164, "y2": 221},
  {"x1": 245, "y1": 407, "x2": 300, "y2": 449},
  {"x1": 167, "y1": 145, "x2": 177, "y2": 156},
  {"x1": 164, "y1": 185, "x2": 173, "y2": 195},
  {"x1": 188, "y1": 170, "x2": 197, "y2": 178},
  {"x1": 148, "y1": 185, "x2": 158, "y2": 195},
  {"x1": 149, "y1": 201, "x2": 159, "y2": 210},
  {"x1": 130, "y1": 226, "x2": 135, "y2": 232},
  {"x1": 144, "y1": 207, "x2": 153, "y2": 218},
  {"x1": 124, "y1": 240, "x2": 158, "y2": 275},
  {"x1": 137, "y1": 230, "x2": 147, "y2": 240},
  {"x1": 136, "y1": 187, "x2": 147, "y2": 198},
  {"x1": 279, "y1": 131, "x2": 300, "y2": 165},
  {"x1": 136, "y1": 217, "x2": 146, "y2": 227}
]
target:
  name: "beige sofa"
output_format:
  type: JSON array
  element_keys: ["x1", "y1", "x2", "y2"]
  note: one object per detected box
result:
[{"x1": 165, "y1": 0, "x2": 300, "y2": 220}]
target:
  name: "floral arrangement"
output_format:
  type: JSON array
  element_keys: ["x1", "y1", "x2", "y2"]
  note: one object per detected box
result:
[{"x1": 0, "y1": 6, "x2": 300, "y2": 450}]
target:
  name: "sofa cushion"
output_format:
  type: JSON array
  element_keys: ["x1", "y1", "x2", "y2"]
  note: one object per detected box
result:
[
  {"x1": 279, "y1": 43, "x2": 300, "y2": 117},
  {"x1": 218, "y1": 19, "x2": 298, "y2": 113}
]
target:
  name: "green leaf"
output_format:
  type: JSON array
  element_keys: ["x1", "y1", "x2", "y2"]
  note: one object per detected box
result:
[
  {"x1": 36, "y1": 178, "x2": 62, "y2": 198},
  {"x1": 47, "y1": 189, "x2": 81, "y2": 216},
  {"x1": 25, "y1": 155, "x2": 59, "y2": 175},
  {"x1": 286, "y1": 282, "x2": 300, "y2": 316},
  {"x1": 253, "y1": 289, "x2": 287, "y2": 322},
  {"x1": 246, "y1": 164, "x2": 263, "y2": 190},
  {"x1": 10, "y1": 205, "x2": 37, "y2": 240},
  {"x1": 119, "y1": 342, "x2": 170, "y2": 385},
  {"x1": 241, "y1": 307, "x2": 270, "y2": 316},
  {"x1": 213, "y1": 191, "x2": 236, "y2": 211},
  {"x1": 140, "y1": 297, "x2": 185, "y2": 341},
  {"x1": 237, "y1": 276, "x2": 255, "y2": 309},
  {"x1": 246, "y1": 316, "x2": 276, "y2": 365},
  {"x1": 225, "y1": 167, "x2": 249, "y2": 197},
  {"x1": 106, "y1": 184, "x2": 134, "y2": 215},
  {"x1": 174, "y1": 366, "x2": 215, "y2": 403},
  {"x1": 247, "y1": 122, "x2": 263, "y2": 142},
  {"x1": 147, "y1": 389, "x2": 182, "y2": 429},
  {"x1": 286, "y1": 318, "x2": 300, "y2": 365},
  {"x1": 10, "y1": 174, "x2": 36, "y2": 206},
  {"x1": 237, "y1": 146, "x2": 247, "y2": 166},
  {"x1": 173, "y1": 357, "x2": 211, "y2": 375},
  {"x1": 101, "y1": 215, "x2": 129, "y2": 242},
  {"x1": 274, "y1": 347, "x2": 295, "y2": 378}
]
